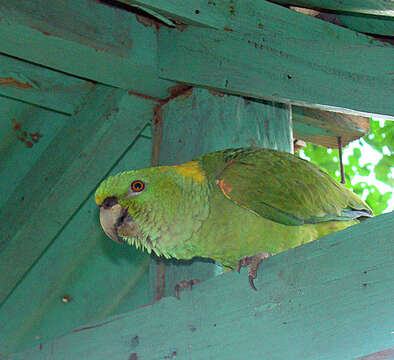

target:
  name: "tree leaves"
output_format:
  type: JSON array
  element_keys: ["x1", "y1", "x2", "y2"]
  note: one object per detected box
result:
[{"x1": 301, "y1": 119, "x2": 393, "y2": 215}]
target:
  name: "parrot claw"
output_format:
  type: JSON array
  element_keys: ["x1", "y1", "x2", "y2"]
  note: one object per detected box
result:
[
  {"x1": 174, "y1": 279, "x2": 201, "y2": 299},
  {"x1": 237, "y1": 252, "x2": 273, "y2": 290},
  {"x1": 248, "y1": 275, "x2": 257, "y2": 291}
]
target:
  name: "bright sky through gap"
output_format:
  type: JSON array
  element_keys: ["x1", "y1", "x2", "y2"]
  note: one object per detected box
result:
[{"x1": 343, "y1": 138, "x2": 393, "y2": 213}]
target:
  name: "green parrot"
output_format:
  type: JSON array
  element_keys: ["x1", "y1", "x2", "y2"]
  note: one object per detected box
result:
[{"x1": 95, "y1": 147, "x2": 373, "y2": 290}]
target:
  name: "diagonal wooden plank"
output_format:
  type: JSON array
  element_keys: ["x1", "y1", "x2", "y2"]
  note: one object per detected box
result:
[
  {"x1": 337, "y1": 13, "x2": 394, "y2": 36},
  {"x1": 158, "y1": 18, "x2": 394, "y2": 117},
  {"x1": 0, "y1": 54, "x2": 94, "y2": 114},
  {"x1": 0, "y1": 97, "x2": 69, "y2": 209},
  {"x1": 0, "y1": 85, "x2": 155, "y2": 304},
  {"x1": 119, "y1": 0, "x2": 394, "y2": 27},
  {"x1": 0, "y1": 0, "x2": 174, "y2": 98},
  {"x1": 8, "y1": 212, "x2": 394, "y2": 360},
  {"x1": 0, "y1": 136, "x2": 153, "y2": 355}
]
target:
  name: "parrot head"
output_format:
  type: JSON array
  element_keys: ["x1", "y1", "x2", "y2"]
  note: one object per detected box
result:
[{"x1": 95, "y1": 164, "x2": 206, "y2": 254}]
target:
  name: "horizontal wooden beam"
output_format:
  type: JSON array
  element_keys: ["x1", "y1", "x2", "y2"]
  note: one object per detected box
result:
[
  {"x1": 158, "y1": 19, "x2": 394, "y2": 117},
  {"x1": 292, "y1": 106, "x2": 370, "y2": 148},
  {"x1": 0, "y1": 54, "x2": 94, "y2": 114},
  {"x1": 0, "y1": 86, "x2": 154, "y2": 305},
  {"x1": 0, "y1": 0, "x2": 174, "y2": 98},
  {"x1": 9, "y1": 212, "x2": 394, "y2": 359}
]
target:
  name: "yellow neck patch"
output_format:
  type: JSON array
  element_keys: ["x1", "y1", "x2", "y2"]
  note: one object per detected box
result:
[{"x1": 172, "y1": 160, "x2": 206, "y2": 183}]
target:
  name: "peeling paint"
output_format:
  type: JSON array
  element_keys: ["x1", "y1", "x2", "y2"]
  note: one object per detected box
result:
[
  {"x1": 0, "y1": 78, "x2": 33, "y2": 89},
  {"x1": 135, "y1": 14, "x2": 161, "y2": 30},
  {"x1": 12, "y1": 118, "x2": 42, "y2": 148},
  {"x1": 208, "y1": 89, "x2": 225, "y2": 97},
  {"x1": 87, "y1": 43, "x2": 106, "y2": 52},
  {"x1": 167, "y1": 84, "x2": 192, "y2": 98},
  {"x1": 127, "y1": 90, "x2": 162, "y2": 104}
]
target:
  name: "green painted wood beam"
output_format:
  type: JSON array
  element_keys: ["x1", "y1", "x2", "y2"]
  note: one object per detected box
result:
[
  {"x1": 151, "y1": 87, "x2": 292, "y2": 299},
  {"x1": 0, "y1": 0, "x2": 174, "y2": 98},
  {"x1": 121, "y1": 0, "x2": 394, "y2": 27},
  {"x1": 8, "y1": 213, "x2": 393, "y2": 359},
  {"x1": 268, "y1": 0, "x2": 394, "y2": 16},
  {"x1": 338, "y1": 13, "x2": 394, "y2": 36},
  {"x1": 0, "y1": 136, "x2": 153, "y2": 354},
  {"x1": 0, "y1": 85, "x2": 154, "y2": 305},
  {"x1": 0, "y1": 54, "x2": 94, "y2": 114},
  {"x1": 158, "y1": 88, "x2": 293, "y2": 165},
  {"x1": 0, "y1": 97, "x2": 69, "y2": 209},
  {"x1": 158, "y1": 17, "x2": 394, "y2": 117},
  {"x1": 117, "y1": 0, "x2": 223, "y2": 28}
]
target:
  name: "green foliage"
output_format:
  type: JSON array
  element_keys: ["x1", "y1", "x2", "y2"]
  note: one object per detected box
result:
[{"x1": 301, "y1": 119, "x2": 393, "y2": 215}]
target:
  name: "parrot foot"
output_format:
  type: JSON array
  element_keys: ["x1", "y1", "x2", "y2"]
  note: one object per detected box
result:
[
  {"x1": 174, "y1": 279, "x2": 201, "y2": 300},
  {"x1": 237, "y1": 253, "x2": 273, "y2": 291}
]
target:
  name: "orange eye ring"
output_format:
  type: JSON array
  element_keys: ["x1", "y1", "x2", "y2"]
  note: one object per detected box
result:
[{"x1": 130, "y1": 180, "x2": 145, "y2": 193}]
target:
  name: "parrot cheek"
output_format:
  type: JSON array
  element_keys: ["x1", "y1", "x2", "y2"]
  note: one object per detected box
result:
[
  {"x1": 99, "y1": 204, "x2": 140, "y2": 244},
  {"x1": 117, "y1": 218, "x2": 140, "y2": 238}
]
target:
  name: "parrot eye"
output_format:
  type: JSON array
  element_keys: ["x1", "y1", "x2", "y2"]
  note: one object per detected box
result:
[{"x1": 130, "y1": 180, "x2": 145, "y2": 194}]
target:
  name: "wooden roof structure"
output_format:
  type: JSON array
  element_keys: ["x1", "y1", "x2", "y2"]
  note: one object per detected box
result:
[{"x1": 0, "y1": 0, "x2": 393, "y2": 358}]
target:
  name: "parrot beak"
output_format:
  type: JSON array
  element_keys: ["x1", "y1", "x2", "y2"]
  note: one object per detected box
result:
[
  {"x1": 99, "y1": 204, "x2": 123, "y2": 243},
  {"x1": 99, "y1": 200, "x2": 139, "y2": 244}
]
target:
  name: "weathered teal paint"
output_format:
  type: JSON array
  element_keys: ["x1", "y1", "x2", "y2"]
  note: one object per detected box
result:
[
  {"x1": 0, "y1": 97, "x2": 68, "y2": 208},
  {"x1": 0, "y1": 86, "x2": 154, "y2": 304},
  {"x1": 0, "y1": 54, "x2": 94, "y2": 114},
  {"x1": 120, "y1": 0, "x2": 394, "y2": 27},
  {"x1": 158, "y1": 22, "x2": 394, "y2": 117},
  {"x1": 159, "y1": 88, "x2": 293, "y2": 164},
  {"x1": 8, "y1": 213, "x2": 393, "y2": 360},
  {"x1": 0, "y1": 0, "x2": 174, "y2": 98},
  {"x1": 337, "y1": 13, "x2": 394, "y2": 36},
  {"x1": 0, "y1": 136, "x2": 153, "y2": 354},
  {"x1": 119, "y1": 0, "x2": 394, "y2": 29},
  {"x1": 152, "y1": 88, "x2": 292, "y2": 298}
]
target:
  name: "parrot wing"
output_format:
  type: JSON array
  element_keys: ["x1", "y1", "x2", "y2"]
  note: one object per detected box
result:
[{"x1": 213, "y1": 148, "x2": 373, "y2": 225}]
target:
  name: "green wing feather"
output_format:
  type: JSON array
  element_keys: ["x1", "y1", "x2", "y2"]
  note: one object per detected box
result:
[{"x1": 200, "y1": 147, "x2": 373, "y2": 225}]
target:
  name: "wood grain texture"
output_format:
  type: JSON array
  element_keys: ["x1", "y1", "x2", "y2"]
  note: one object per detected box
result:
[
  {"x1": 120, "y1": 0, "x2": 394, "y2": 27},
  {"x1": 8, "y1": 212, "x2": 394, "y2": 360},
  {"x1": 292, "y1": 106, "x2": 370, "y2": 148},
  {"x1": 159, "y1": 88, "x2": 293, "y2": 164},
  {"x1": 152, "y1": 88, "x2": 292, "y2": 300},
  {"x1": 0, "y1": 86, "x2": 154, "y2": 305},
  {"x1": 158, "y1": 20, "x2": 394, "y2": 117},
  {"x1": 0, "y1": 0, "x2": 174, "y2": 98},
  {"x1": 0, "y1": 54, "x2": 94, "y2": 114},
  {"x1": 0, "y1": 136, "x2": 153, "y2": 354}
]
